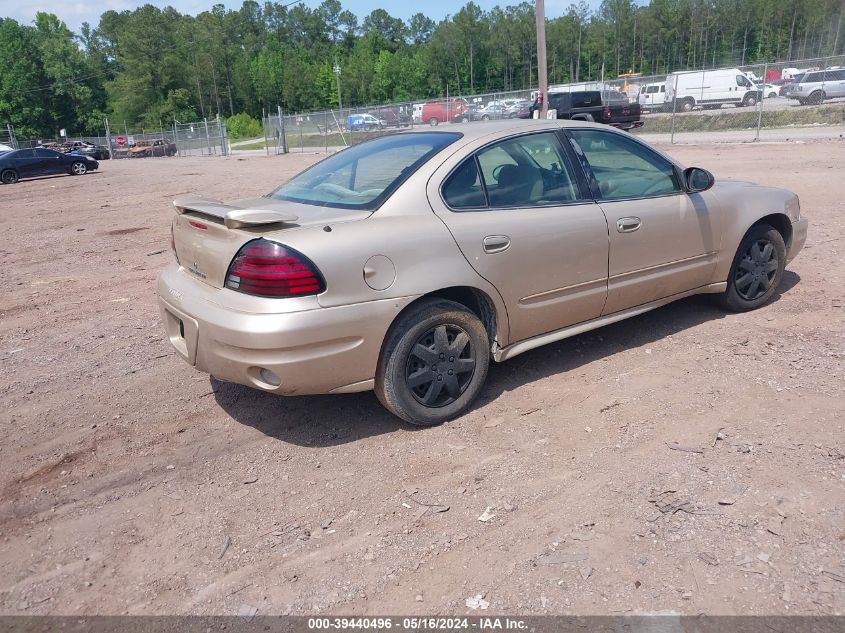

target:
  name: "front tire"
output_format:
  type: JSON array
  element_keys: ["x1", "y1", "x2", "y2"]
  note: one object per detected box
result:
[
  {"x1": 70, "y1": 161, "x2": 87, "y2": 175},
  {"x1": 1, "y1": 169, "x2": 19, "y2": 184},
  {"x1": 680, "y1": 98, "x2": 695, "y2": 112},
  {"x1": 375, "y1": 299, "x2": 490, "y2": 427},
  {"x1": 429, "y1": 118, "x2": 439, "y2": 126},
  {"x1": 719, "y1": 224, "x2": 786, "y2": 312}
]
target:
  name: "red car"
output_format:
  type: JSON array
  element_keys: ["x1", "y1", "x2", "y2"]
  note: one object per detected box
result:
[{"x1": 420, "y1": 100, "x2": 469, "y2": 126}]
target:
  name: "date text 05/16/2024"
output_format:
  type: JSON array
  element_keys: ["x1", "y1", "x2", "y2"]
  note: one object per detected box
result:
[{"x1": 307, "y1": 617, "x2": 528, "y2": 630}]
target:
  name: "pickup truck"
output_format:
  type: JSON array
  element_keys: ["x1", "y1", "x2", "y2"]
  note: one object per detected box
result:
[{"x1": 531, "y1": 90, "x2": 643, "y2": 131}]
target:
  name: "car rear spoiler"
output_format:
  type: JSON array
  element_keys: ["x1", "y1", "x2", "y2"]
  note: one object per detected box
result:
[{"x1": 173, "y1": 196, "x2": 299, "y2": 229}]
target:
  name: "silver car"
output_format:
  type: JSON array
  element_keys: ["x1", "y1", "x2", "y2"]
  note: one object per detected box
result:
[
  {"x1": 157, "y1": 120, "x2": 807, "y2": 426},
  {"x1": 787, "y1": 67, "x2": 845, "y2": 105}
]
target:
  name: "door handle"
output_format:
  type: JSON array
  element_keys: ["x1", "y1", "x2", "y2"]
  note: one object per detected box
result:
[
  {"x1": 482, "y1": 235, "x2": 510, "y2": 253},
  {"x1": 617, "y1": 217, "x2": 641, "y2": 233}
]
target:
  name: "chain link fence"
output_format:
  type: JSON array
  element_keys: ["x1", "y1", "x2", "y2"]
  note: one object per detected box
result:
[
  {"x1": 10, "y1": 117, "x2": 228, "y2": 159},
  {"x1": 260, "y1": 54, "x2": 845, "y2": 153}
]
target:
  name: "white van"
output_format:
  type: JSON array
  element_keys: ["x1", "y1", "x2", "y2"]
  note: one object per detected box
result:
[
  {"x1": 665, "y1": 68, "x2": 762, "y2": 111},
  {"x1": 638, "y1": 82, "x2": 667, "y2": 110},
  {"x1": 412, "y1": 103, "x2": 424, "y2": 124}
]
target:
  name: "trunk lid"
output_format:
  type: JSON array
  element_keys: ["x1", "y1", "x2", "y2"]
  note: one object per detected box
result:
[{"x1": 171, "y1": 196, "x2": 370, "y2": 289}]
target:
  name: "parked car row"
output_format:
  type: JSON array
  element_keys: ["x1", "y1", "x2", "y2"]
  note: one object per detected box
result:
[
  {"x1": 39, "y1": 140, "x2": 111, "y2": 160},
  {"x1": 634, "y1": 65, "x2": 844, "y2": 111},
  {"x1": 346, "y1": 106, "x2": 413, "y2": 131}
]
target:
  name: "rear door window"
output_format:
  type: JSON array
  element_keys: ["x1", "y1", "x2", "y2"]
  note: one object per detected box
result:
[
  {"x1": 442, "y1": 158, "x2": 486, "y2": 209},
  {"x1": 476, "y1": 132, "x2": 582, "y2": 208}
]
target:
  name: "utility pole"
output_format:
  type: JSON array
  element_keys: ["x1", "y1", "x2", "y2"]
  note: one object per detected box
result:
[
  {"x1": 333, "y1": 62, "x2": 343, "y2": 112},
  {"x1": 536, "y1": 0, "x2": 548, "y2": 118}
]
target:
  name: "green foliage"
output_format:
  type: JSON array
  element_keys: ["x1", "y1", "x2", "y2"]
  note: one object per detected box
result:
[
  {"x1": 226, "y1": 112, "x2": 263, "y2": 139},
  {"x1": 1, "y1": 0, "x2": 844, "y2": 138}
]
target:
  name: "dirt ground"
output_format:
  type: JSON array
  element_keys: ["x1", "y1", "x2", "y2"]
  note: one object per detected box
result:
[{"x1": 1, "y1": 137, "x2": 844, "y2": 617}]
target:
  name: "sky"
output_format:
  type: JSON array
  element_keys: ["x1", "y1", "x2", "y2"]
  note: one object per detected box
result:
[{"x1": 2, "y1": 0, "x2": 605, "y2": 34}]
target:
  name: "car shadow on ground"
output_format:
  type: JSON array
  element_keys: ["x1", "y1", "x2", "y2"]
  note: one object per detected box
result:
[
  {"x1": 214, "y1": 271, "x2": 800, "y2": 447},
  {"x1": 11, "y1": 173, "x2": 102, "y2": 184}
]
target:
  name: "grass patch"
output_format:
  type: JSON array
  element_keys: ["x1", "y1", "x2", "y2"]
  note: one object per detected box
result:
[
  {"x1": 230, "y1": 141, "x2": 267, "y2": 151},
  {"x1": 280, "y1": 129, "x2": 394, "y2": 149},
  {"x1": 633, "y1": 103, "x2": 845, "y2": 134}
]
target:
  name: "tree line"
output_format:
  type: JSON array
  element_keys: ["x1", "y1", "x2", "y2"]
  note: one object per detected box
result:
[{"x1": 1, "y1": 0, "x2": 843, "y2": 138}]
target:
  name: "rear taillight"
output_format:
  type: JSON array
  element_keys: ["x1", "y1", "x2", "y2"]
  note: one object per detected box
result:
[
  {"x1": 225, "y1": 239, "x2": 324, "y2": 298},
  {"x1": 603, "y1": 108, "x2": 612, "y2": 120}
]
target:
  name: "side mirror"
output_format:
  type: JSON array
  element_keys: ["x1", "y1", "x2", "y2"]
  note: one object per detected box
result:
[{"x1": 684, "y1": 167, "x2": 715, "y2": 193}]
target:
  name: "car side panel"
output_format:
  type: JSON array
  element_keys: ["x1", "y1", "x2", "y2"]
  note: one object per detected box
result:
[
  {"x1": 265, "y1": 213, "x2": 511, "y2": 347},
  {"x1": 599, "y1": 191, "x2": 722, "y2": 314},
  {"x1": 18, "y1": 151, "x2": 45, "y2": 178},
  {"x1": 708, "y1": 182, "x2": 803, "y2": 283}
]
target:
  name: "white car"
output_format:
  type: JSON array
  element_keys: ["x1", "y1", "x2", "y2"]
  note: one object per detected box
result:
[
  {"x1": 756, "y1": 83, "x2": 779, "y2": 98},
  {"x1": 0, "y1": 143, "x2": 14, "y2": 153}
]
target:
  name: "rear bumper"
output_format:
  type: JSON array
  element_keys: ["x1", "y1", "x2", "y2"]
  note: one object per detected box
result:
[
  {"x1": 610, "y1": 120, "x2": 644, "y2": 130},
  {"x1": 787, "y1": 217, "x2": 808, "y2": 263},
  {"x1": 157, "y1": 263, "x2": 414, "y2": 395}
]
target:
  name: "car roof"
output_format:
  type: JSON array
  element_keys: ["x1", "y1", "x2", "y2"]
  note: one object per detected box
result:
[{"x1": 398, "y1": 118, "x2": 606, "y2": 141}]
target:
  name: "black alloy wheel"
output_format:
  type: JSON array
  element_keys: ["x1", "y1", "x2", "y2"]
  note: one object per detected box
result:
[
  {"x1": 405, "y1": 324, "x2": 476, "y2": 408},
  {"x1": 734, "y1": 238, "x2": 778, "y2": 301},
  {"x1": 719, "y1": 224, "x2": 786, "y2": 312},
  {"x1": 375, "y1": 298, "x2": 490, "y2": 426}
]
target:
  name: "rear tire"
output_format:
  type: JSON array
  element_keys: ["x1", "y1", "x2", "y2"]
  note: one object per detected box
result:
[
  {"x1": 1, "y1": 169, "x2": 18, "y2": 184},
  {"x1": 429, "y1": 118, "x2": 439, "y2": 126},
  {"x1": 681, "y1": 98, "x2": 695, "y2": 112},
  {"x1": 719, "y1": 224, "x2": 786, "y2": 312},
  {"x1": 375, "y1": 299, "x2": 490, "y2": 427}
]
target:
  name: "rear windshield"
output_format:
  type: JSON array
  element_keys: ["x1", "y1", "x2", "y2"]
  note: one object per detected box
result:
[
  {"x1": 269, "y1": 132, "x2": 461, "y2": 210},
  {"x1": 602, "y1": 90, "x2": 628, "y2": 103}
]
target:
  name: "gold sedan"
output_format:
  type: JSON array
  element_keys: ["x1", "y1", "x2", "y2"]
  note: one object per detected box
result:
[{"x1": 157, "y1": 120, "x2": 807, "y2": 426}]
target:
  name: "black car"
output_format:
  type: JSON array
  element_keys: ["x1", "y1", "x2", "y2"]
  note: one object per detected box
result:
[{"x1": 0, "y1": 148, "x2": 99, "y2": 184}]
